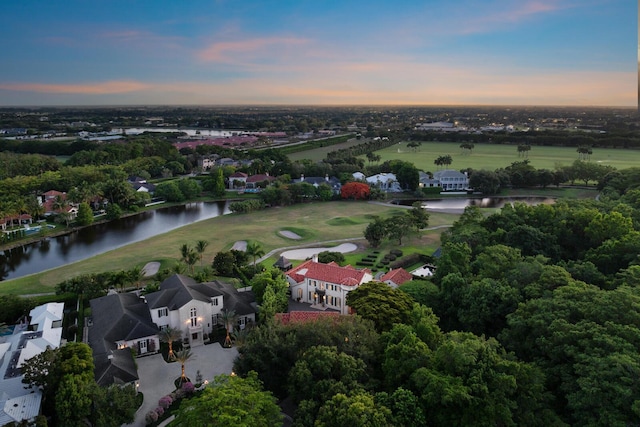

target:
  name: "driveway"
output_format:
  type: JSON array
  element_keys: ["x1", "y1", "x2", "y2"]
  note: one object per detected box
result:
[{"x1": 127, "y1": 343, "x2": 238, "y2": 426}]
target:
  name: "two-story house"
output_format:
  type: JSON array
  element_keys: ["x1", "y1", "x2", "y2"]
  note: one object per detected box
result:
[
  {"x1": 144, "y1": 274, "x2": 257, "y2": 347},
  {"x1": 433, "y1": 169, "x2": 469, "y2": 191},
  {"x1": 285, "y1": 256, "x2": 373, "y2": 315}
]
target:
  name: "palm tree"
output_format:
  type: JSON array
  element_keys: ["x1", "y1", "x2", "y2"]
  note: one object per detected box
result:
[
  {"x1": 245, "y1": 242, "x2": 265, "y2": 272},
  {"x1": 231, "y1": 328, "x2": 249, "y2": 348},
  {"x1": 128, "y1": 266, "x2": 144, "y2": 291},
  {"x1": 158, "y1": 326, "x2": 183, "y2": 360},
  {"x1": 220, "y1": 309, "x2": 238, "y2": 348},
  {"x1": 195, "y1": 240, "x2": 209, "y2": 267},
  {"x1": 179, "y1": 243, "x2": 192, "y2": 264},
  {"x1": 174, "y1": 348, "x2": 192, "y2": 386},
  {"x1": 186, "y1": 251, "x2": 199, "y2": 274}
]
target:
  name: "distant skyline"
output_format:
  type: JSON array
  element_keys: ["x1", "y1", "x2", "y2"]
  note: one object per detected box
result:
[{"x1": 0, "y1": 0, "x2": 635, "y2": 107}]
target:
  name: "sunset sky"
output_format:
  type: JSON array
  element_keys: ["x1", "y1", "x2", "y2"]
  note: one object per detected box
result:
[{"x1": 0, "y1": 0, "x2": 635, "y2": 106}]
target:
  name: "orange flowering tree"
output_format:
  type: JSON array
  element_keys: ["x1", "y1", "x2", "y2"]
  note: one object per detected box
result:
[{"x1": 340, "y1": 182, "x2": 371, "y2": 200}]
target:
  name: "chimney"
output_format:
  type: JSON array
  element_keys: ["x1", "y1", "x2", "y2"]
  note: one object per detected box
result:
[
  {"x1": 325, "y1": 174, "x2": 329, "y2": 182},
  {"x1": 312, "y1": 253, "x2": 318, "y2": 263},
  {"x1": 300, "y1": 174, "x2": 305, "y2": 182}
]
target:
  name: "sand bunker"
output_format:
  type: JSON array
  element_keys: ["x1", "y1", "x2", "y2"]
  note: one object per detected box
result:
[
  {"x1": 142, "y1": 262, "x2": 161, "y2": 277},
  {"x1": 281, "y1": 243, "x2": 358, "y2": 260},
  {"x1": 231, "y1": 241, "x2": 247, "y2": 251},
  {"x1": 279, "y1": 230, "x2": 302, "y2": 240}
]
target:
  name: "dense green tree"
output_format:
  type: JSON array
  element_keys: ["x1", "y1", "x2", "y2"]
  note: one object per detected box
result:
[
  {"x1": 288, "y1": 345, "x2": 368, "y2": 403},
  {"x1": 155, "y1": 181, "x2": 185, "y2": 202},
  {"x1": 363, "y1": 216, "x2": 386, "y2": 248},
  {"x1": 375, "y1": 387, "x2": 426, "y2": 427},
  {"x1": 315, "y1": 392, "x2": 392, "y2": 427},
  {"x1": 250, "y1": 268, "x2": 289, "y2": 311},
  {"x1": 346, "y1": 281, "x2": 415, "y2": 332},
  {"x1": 234, "y1": 316, "x2": 380, "y2": 398},
  {"x1": 317, "y1": 251, "x2": 346, "y2": 265},
  {"x1": 469, "y1": 169, "x2": 502, "y2": 194},
  {"x1": 501, "y1": 283, "x2": 640, "y2": 426},
  {"x1": 177, "y1": 178, "x2": 201, "y2": 199},
  {"x1": 75, "y1": 202, "x2": 94, "y2": 226},
  {"x1": 173, "y1": 372, "x2": 282, "y2": 427},
  {"x1": 407, "y1": 201, "x2": 430, "y2": 233}
]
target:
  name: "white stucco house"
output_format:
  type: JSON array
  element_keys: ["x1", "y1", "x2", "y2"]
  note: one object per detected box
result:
[
  {"x1": 433, "y1": 169, "x2": 469, "y2": 191},
  {"x1": 0, "y1": 303, "x2": 64, "y2": 425},
  {"x1": 366, "y1": 173, "x2": 402, "y2": 192},
  {"x1": 286, "y1": 256, "x2": 373, "y2": 315},
  {"x1": 145, "y1": 274, "x2": 257, "y2": 347}
]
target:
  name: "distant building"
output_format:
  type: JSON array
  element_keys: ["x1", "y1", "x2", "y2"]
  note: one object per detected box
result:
[{"x1": 432, "y1": 169, "x2": 469, "y2": 191}]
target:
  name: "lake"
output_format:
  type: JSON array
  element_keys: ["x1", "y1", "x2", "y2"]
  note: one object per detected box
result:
[{"x1": 0, "y1": 201, "x2": 230, "y2": 281}]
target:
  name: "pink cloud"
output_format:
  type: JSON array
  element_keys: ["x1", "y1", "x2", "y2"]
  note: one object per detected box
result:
[
  {"x1": 446, "y1": 0, "x2": 573, "y2": 36},
  {"x1": 0, "y1": 80, "x2": 150, "y2": 94},
  {"x1": 197, "y1": 36, "x2": 308, "y2": 62}
]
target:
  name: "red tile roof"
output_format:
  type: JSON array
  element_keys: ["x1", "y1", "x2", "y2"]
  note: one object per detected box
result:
[
  {"x1": 380, "y1": 268, "x2": 413, "y2": 285},
  {"x1": 246, "y1": 174, "x2": 275, "y2": 183},
  {"x1": 275, "y1": 311, "x2": 340, "y2": 325},
  {"x1": 286, "y1": 259, "x2": 371, "y2": 287}
]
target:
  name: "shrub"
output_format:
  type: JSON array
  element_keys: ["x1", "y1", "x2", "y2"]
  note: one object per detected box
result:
[
  {"x1": 155, "y1": 406, "x2": 165, "y2": 417},
  {"x1": 158, "y1": 395, "x2": 173, "y2": 409},
  {"x1": 390, "y1": 249, "x2": 403, "y2": 257},
  {"x1": 390, "y1": 253, "x2": 429, "y2": 269},
  {"x1": 181, "y1": 381, "x2": 195, "y2": 395},
  {"x1": 145, "y1": 410, "x2": 158, "y2": 424}
]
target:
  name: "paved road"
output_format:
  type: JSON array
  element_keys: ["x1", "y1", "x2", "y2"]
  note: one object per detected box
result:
[{"x1": 127, "y1": 343, "x2": 238, "y2": 427}]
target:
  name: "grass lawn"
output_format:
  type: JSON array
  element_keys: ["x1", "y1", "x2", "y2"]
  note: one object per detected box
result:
[
  {"x1": 370, "y1": 141, "x2": 640, "y2": 171},
  {"x1": 1, "y1": 201, "x2": 460, "y2": 295},
  {"x1": 288, "y1": 137, "x2": 369, "y2": 162}
]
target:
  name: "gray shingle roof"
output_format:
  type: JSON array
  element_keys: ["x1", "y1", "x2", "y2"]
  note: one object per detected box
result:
[
  {"x1": 89, "y1": 293, "x2": 157, "y2": 386},
  {"x1": 145, "y1": 274, "x2": 223, "y2": 310},
  {"x1": 94, "y1": 348, "x2": 138, "y2": 387},
  {"x1": 90, "y1": 293, "x2": 158, "y2": 348}
]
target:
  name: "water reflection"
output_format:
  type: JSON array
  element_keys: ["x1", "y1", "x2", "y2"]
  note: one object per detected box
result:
[
  {"x1": 0, "y1": 201, "x2": 229, "y2": 281},
  {"x1": 417, "y1": 196, "x2": 555, "y2": 210}
]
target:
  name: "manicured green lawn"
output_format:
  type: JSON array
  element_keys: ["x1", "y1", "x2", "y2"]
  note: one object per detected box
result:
[
  {"x1": 370, "y1": 141, "x2": 640, "y2": 171},
  {"x1": 1, "y1": 201, "x2": 460, "y2": 295},
  {"x1": 288, "y1": 138, "x2": 370, "y2": 162}
]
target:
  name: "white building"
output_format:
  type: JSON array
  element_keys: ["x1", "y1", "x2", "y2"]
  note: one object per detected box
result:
[
  {"x1": 0, "y1": 303, "x2": 64, "y2": 425},
  {"x1": 286, "y1": 257, "x2": 373, "y2": 315},
  {"x1": 145, "y1": 274, "x2": 257, "y2": 347},
  {"x1": 433, "y1": 169, "x2": 469, "y2": 191},
  {"x1": 366, "y1": 173, "x2": 402, "y2": 192}
]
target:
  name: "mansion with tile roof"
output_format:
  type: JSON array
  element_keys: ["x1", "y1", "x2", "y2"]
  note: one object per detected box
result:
[{"x1": 285, "y1": 256, "x2": 374, "y2": 315}]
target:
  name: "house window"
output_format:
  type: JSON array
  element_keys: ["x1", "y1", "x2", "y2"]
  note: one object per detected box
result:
[
  {"x1": 190, "y1": 308, "x2": 197, "y2": 327},
  {"x1": 212, "y1": 298, "x2": 219, "y2": 306},
  {"x1": 157, "y1": 308, "x2": 168, "y2": 318},
  {"x1": 212, "y1": 314, "x2": 219, "y2": 326}
]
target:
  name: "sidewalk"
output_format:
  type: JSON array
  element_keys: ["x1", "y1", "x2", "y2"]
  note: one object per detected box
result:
[{"x1": 127, "y1": 343, "x2": 238, "y2": 426}]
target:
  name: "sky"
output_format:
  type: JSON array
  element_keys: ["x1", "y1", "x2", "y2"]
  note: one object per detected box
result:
[{"x1": 0, "y1": 0, "x2": 636, "y2": 107}]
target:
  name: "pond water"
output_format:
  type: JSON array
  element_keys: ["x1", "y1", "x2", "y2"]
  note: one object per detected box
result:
[
  {"x1": 395, "y1": 196, "x2": 555, "y2": 210},
  {"x1": 426, "y1": 196, "x2": 555, "y2": 210},
  {"x1": 0, "y1": 201, "x2": 230, "y2": 282}
]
